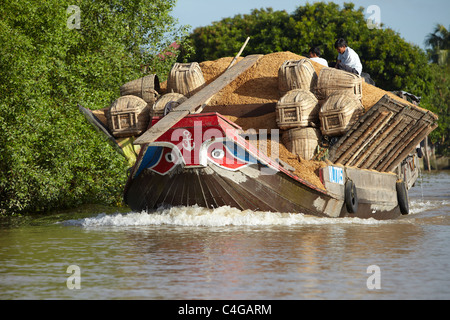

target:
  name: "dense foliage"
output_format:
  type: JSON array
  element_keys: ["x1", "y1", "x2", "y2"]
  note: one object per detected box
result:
[
  {"x1": 184, "y1": 2, "x2": 448, "y2": 155},
  {"x1": 184, "y1": 2, "x2": 431, "y2": 95},
  {"x1": 0, "y1": 0, "x2": 189, "y2": 216},
  {"x1": 425, "y1": 24, "x2": 450, "y2": 65},
  {"x1": 422, "y1": 24, "x2": 450, "y2": 155},
  {"x1": 421, "y1": 65, "x2": 450, "y2": 156}
]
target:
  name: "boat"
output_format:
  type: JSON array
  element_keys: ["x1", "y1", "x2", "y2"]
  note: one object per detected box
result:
[{"x1": 79, "y1": 53, "x2": 438, "y2": 220}]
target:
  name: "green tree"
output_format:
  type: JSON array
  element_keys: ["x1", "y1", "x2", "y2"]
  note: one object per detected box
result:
[
  {"x1": 183, "y1": 2, "x2": 432, "y2": 95},
  {"x1": 422, "y1": 24, "x2": 450, "y2": 155},
  {"x1": 421, "y1": 64, "x2": 450, "y2": 156},
  {"x1": 0, "y1": 0, "x2": 189, "y2": 216},
  {"x1": 425, "y1": 24, "x2": 450, "y2": 65}
]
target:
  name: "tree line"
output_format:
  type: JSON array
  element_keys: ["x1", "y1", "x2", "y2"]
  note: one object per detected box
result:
[
  {"x1": 0, "y1": 0, "x2": 189, "y2": 216},
  {"x1": 182, "y1": 2, "x2": 449, "y2": 156}
]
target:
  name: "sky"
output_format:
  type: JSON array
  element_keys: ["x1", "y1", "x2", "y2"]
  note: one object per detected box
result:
[{"x1": 172, "y1": 0, "x2": 450, "y2": 50}]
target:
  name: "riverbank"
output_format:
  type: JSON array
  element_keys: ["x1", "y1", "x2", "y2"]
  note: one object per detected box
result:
[{"x1": 419, "y1": 155, "x2": 450, "y2": 170}]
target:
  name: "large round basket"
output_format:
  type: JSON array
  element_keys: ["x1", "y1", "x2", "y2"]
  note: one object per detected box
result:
[
  {"x1": 276, "y1": 89, "x2": 319, "y2": 130},
  {"x1": 107, "y1": 95, "x2": 150, "y2": 138},
  {"x1": 281, "y1": 127, "x2": 321, "y2": 160},
  {"x1": 119, "y1": 74, "x2": 160, "y2": 105},
  {"x1": 319, "y1": 93, "x2": 365, "y2": 136},
  {"x1": 278, "y1": 59, "x2": 318, "y2": 96},
  {"x1": 151, "y1": 93, "x2": 187, "y2": 118},
  {"x1": 316, "y1": 67, "x2": 362, "y2": 101},
  {"x1": 167, "y1": 62, "x2": 206, "y2": 97}
]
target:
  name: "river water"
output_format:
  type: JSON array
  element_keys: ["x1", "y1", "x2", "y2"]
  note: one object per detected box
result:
[{"x1": 1, "y1": 171, "x2": 449, "y2": 300}]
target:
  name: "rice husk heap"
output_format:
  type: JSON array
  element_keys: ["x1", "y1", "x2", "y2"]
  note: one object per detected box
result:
[
  {"x1": 158, "y1": 52, "x2": 420, "y2": 190},
  {"x1": 161, "y1": 51, "x2": 418, "y2": 111}
]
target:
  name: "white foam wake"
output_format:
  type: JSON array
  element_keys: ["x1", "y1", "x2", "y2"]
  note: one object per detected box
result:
[
  {"x1": 409, "y1": 199, "x2": 450, "y2": 215},
  {"x1": 63, "y1": 205, "x2": 389, "y2": 228}
]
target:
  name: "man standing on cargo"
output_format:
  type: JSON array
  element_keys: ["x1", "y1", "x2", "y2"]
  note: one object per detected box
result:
[{"x1": 334, "y1": 38, "x2": 362, "y2": 75}]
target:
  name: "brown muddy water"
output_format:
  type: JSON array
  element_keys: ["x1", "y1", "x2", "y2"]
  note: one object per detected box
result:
[{"x1": 1, "y1": 171, "x2": 449, "y2": 300}]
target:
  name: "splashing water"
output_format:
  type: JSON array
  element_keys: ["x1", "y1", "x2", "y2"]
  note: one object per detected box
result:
[{"x1": 63, "y1": 205, "x2": 394, "y2": 228}]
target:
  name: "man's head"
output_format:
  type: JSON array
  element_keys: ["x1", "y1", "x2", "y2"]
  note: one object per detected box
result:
[
  {"x1": 308, "y1": 47, "x2": 321, "y2": 58},
  {"x1": 334, "y1": 38, "x2": 347, "y2": 54}
]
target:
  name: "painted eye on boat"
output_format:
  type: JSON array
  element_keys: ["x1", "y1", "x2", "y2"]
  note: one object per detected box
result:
[
  {"x1": 165, "y1": 152, "x2": 174, "y2": 163},
  {"x1": 211, "y1": 149, "x2": 225, "y2": 160}
]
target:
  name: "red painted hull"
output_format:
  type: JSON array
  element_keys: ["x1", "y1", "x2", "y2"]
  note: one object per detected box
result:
[{"x1": 123, "y1": 113, "x2": 403, "y2": 219}]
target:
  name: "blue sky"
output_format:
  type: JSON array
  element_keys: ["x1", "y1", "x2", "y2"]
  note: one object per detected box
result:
[{"x1": 172, "y1": 0, "x2": 450, "y2": 49}]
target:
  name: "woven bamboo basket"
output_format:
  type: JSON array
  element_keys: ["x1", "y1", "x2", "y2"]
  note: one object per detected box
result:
[
  {"x1": 276, "y1": 89, "x2": 319, "y2": 130},
  {"x1": 316, "y1": 67, "x2": 362, "y2": 100},
  {"x1": 167, "y1": 62, "x2": 206, "y2": 97},
  {"x1": 119, "y1": 74, "x2": 160, "y2": 104},
  {"x1": 319, "y1": 93, "x2": 365, "y2": 136},
  {"x1": 107, "y1": 95, "x2": 150, "y2": 138},
  {"x1": 282, "y1": 127, "x2": 321, "y2": 160},
  {"x1": 151, "y1": 93, "x2": 187, "y2": 118},
  {"x1": 278, "y1": 59, "x2": 318, "y2": 96}
]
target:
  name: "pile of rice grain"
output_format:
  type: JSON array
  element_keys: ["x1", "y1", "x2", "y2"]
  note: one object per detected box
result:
[
  {"x1": 162, "y1": 51, "x2": 417, "y2": 111},
  {"x1": 157, "y1": 52, "x2": 419, "y2": 190},
  {"x1": 199, "y1": 51, "x2": 416, "y2": 116}
]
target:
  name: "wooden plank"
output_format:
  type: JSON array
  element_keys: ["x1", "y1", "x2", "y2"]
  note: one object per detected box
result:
[
  {"x1": 134, "y1": 54, "x2": 263, "y2": 145},
  {"x1": 381, "y1": 122, "x2": 430, "y2": 172},
  {"x1": 359, "y1": 117, "x2": 403, "y2": 169},
  {"x1": 335, "y1": 110, "x2": 392, "y2": 164},
  {"x1": 346, "y1": 111, "x2": 394, "y2": 166},
  {"x1": 385, "y1": 123, "x2": 437, "y2": 172}
]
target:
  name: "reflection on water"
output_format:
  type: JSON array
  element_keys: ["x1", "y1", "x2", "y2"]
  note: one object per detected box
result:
[{"x1": 0, "y1": 172, "x2": 449, "y2": 300}]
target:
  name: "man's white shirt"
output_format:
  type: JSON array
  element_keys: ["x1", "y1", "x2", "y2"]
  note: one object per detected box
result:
[
  {"x1": 337, "y1": 47, "x2": 362, "y2": 75},
  {"x1": 310, "y1": 57, "x2": 328, "y2": 67}
]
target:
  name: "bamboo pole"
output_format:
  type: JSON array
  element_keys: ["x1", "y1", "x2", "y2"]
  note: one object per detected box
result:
[
  {"x1": 385, "y1": 125, "x2": 437, "y2": 172},
  {"x1": 424, "y1": 135, "x2": 431, "y2": 171},
  {"x1": 347, "y1": 111, "x2": 393, "y2": 166},
  {"x1": 359, "y1": 117, "x2": 402, "y2": 169},
  {"x1": 335, "y1": 110, "x2": 391, "y2": 164},
  {"x1": 227, "y1": 37, "x2": 250, "y2": 70},
  {"x1": 381, "y1": 122, "x2": 428, "y2": 172}
]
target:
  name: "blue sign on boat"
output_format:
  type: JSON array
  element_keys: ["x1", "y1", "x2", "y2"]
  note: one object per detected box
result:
[{"x1": 329, "y1": 166, "x2": 344, "y2": 185}]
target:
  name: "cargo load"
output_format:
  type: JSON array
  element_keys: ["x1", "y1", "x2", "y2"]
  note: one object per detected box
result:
[
  {"x1": 319, "y1": 93, "x2": 365, "y2": 136},
  {"x1": 278, "y1": 59, "x2": 318, "y2": 96},
  {"x1": 106, "y1": 95, "x2": 150, "y2": 138},
  {"x1": 167, "y1": 62, "x2": 206, "y2": 97},
  {"x1": 276, "y1": 89, "x2": 319, "y2": 129},
  {"x1": 119, "y1": 74, "x2": 160, "y2": 105}
]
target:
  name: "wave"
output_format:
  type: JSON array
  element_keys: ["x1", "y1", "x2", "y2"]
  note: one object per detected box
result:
[
  {"x1": 409, "y1": 199, "x2": 450, "y2": 215},
  {"x1": 63, "y1": 205, "x2": 391, "y2": 228}
]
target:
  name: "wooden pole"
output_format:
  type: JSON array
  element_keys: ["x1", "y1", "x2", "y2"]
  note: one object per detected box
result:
[
  {"x1": 424, "y1": 135, "x2": 431, "y2": 171},
  {"x1": 227, "y1": 37, "x2": 250, "y2": 70}
]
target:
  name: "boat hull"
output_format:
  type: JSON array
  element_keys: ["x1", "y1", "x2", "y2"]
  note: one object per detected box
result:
[
  {"x1": 123, "y1": 113, "x2": 404, "y2": 220},
  {"x1": 124, "y1": 163, "x2": 402, "y2": 220},
  {"x1": 126, "y1": 164, "x2": 332, "y2": 217}
]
